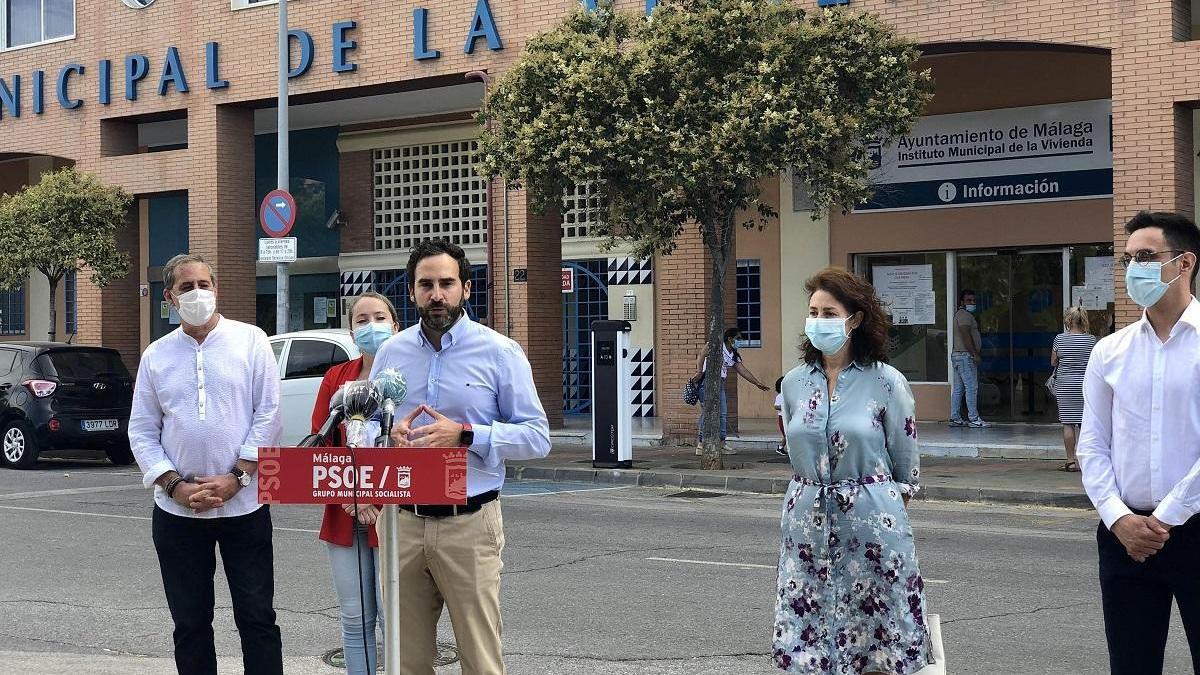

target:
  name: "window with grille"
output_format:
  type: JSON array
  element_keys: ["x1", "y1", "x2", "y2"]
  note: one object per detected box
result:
[
  {"x1": 65, "y1": 270, "x2": 77, "y2": 335},
  {"x1": 562, "y1": 183, "x2": 603, "y2": 239},
  {"x1": 373, "y1": 141, "x2": 488, "y2": 251},
  {"x1": 0, "y1": 286, "x2": 25, "y2": 336},
  {"x1": 4, "y1": 0, "x2": 74, "y2": 50},
  {"x1": 736, "y1": 259, "x2": 762, "y2": 348}
]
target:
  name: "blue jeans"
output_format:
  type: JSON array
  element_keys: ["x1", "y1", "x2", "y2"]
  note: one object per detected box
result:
[
  {"x1": 697, "y1": 378, "x2": 728, "y2": 441},
  {"x1": 326, "y1": 531, "x2": 383, "y2": 675},
  {"x1": 950, "y1": 352, "x2": 981, "y2": 423}
]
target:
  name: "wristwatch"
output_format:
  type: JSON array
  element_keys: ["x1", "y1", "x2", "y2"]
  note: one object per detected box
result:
[
  {"x1": 458, "y1": 423, "x2": 474, "y2": 448},
  {"x1": 230, "y1": 467, "x2": 253, "y2": 488}
]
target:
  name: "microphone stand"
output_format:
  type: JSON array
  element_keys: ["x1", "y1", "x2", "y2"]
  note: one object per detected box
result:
[{"x1": 376, "y1": 402, "x2": 402, "y2": 675}]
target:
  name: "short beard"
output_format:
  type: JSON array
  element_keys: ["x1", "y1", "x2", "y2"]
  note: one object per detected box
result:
[{"x1": 418, "y1": 301, "x2": 465, "y2": 334}]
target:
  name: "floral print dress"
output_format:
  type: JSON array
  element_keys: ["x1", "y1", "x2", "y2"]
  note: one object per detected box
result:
[{"x1": 773, "y1": 361, "x2": 930, "y2": 675}]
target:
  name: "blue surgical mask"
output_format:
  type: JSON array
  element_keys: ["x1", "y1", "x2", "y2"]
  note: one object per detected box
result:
[
  {"x1": 964, "y1": 304, "x2": 977, "y2": 313},
  {"x1": 805, "y1": 317, "x2": 851, "y2": 355},
  {"x1": 1125, "y1": 254, "x2": 1183, "y2": 309},
  {"x1": 731, "y1": 339, "x2": 746, "y2": 350},
  {"x1": 353, "y1": 322, "x2": 394, "y2": 355}
]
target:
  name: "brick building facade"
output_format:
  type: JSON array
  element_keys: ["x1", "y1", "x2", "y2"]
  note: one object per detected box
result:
[{"x1": 0, "y1": 0, "x2": 1194, "y2": 436}]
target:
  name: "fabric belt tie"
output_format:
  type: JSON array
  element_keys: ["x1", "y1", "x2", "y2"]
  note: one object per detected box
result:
[{"x1": 795, "y1": 474, "x2": 891, "y2": 513}]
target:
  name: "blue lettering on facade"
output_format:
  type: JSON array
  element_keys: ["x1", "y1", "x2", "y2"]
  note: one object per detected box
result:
[
  {"x1": 332, "y1": 21, "x2": 358, "y2": 73},
  {"x1": 125, "y1": 54, "x2": 149, "y2": 101},
  {"x1": 158, "y1": 47, "x2": 189, "y2": 96},
  {"x1": 57, "y1": 64, "x2": 84, "y2": 109},
  {"x1": 288, "y1": 30, "x2": 315, "y2": 78},
  {"x1": 206, "y1": 42, "x2": 229, "y2": 90},
  {"x1": 413, "y1": 8, "x2": 440, "y2": 60},
  {"x1": 99, "y1": 59, "x2": 112, "y2": 105},
  {"x1": 32, "y1": 70, "x2": 45, "y2": 115},
  {"x1": 464, "y1": 0, "x2": 503, "y2": 54},
  {"x1": 0, "y1": 14, "x2": 516, "y2": 123},
  {"x1": 0, "y1": 76, "x2": 20, "y2": 119}
]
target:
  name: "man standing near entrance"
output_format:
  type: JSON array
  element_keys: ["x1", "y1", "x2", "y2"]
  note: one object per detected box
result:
[
  {"x1": 128, "y1": 253, "x2": 284, "y2": 675},
  {"x1": 950, "y1": 288, "x2": 988, "y2": 427},
  {"x1": 1078, "y1": 211, "x2": 1200, "y2": 675},
  {"x1": 370, "y1": 239, "x2": 550, "y2": 675}
]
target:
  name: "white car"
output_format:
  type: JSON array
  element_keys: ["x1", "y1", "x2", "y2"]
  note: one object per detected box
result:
[{"x1": 269, "y1": 329, "x2": 359, "y2": 446}]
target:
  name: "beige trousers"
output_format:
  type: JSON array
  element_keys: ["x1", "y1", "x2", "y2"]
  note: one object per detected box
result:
[{"x1": 379, "y1": 500, "x2": 506, "y2": 675}]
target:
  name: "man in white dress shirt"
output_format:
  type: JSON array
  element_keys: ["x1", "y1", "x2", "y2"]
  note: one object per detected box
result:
[
  {"x1": 1078, "y1": 211, "x2": 1200, "y2": 674},
  {"x1": 128, "y1": 254, "x2": 283, "y2": 675}
]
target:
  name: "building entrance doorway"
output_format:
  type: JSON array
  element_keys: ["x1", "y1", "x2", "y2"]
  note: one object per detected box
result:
[{"x1": 956, "y1": 250, "x2": 1063, "y2": 422}]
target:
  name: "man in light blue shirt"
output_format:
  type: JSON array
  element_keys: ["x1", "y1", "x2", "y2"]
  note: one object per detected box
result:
[{"x1": 369, "y1": 239, "x2": 550, "y2": 675}]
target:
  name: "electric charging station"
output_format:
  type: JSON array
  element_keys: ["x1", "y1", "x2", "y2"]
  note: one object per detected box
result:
[{"x1": 590, "y1": 320, "x2": 633, "y2": 468}]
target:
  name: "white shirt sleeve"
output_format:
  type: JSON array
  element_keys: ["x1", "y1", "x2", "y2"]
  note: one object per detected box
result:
[
  {"x1": 128, "y1": 353, "x2": 176, "y2": 488},
  {"x1": 238, "y1": 329, "x2": 283, "y2": 462},
  {"x1": 1154, "y1": 458, "x2": 1200, "y2": 525},
  {"x1": 1077, "y1": 343, "x2": 1132, "y2": 528}
]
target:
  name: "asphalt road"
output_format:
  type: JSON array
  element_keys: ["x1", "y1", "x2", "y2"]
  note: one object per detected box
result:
[{"x1": 0, "y1": 457, "x2": 1192, "y2": 674}]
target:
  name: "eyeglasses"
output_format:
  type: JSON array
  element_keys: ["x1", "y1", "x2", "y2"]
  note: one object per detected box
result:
[{"x1": 1118, "y1": 250, "x2": 1184, "y2": 269}]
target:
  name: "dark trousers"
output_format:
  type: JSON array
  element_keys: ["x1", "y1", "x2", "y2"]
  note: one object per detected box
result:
[
  {"x1": 152, "y1": 505, "x2": 283, "y2": 675},
  {"x1": 1098, "y1": 513, "x2": 1200, "y2": 675}
]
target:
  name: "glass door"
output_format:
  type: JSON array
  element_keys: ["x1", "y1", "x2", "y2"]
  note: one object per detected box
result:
[{"x1": 956, "y1": 250, "x2": 1062, "y2": 422}]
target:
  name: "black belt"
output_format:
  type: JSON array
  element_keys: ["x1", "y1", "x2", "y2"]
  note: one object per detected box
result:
[{"x1": 401, "y1": 490, "x2": 499, "y2": 518}]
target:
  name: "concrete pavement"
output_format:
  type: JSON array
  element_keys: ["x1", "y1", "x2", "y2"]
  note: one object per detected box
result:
[{"x1": 511, "y1": 440, "x2": 1092, "y2": 508}]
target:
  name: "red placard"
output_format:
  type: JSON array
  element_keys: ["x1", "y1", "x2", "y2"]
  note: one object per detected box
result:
[
  {"x1": 256, "y1": 446, "x2": 468, "y2": 505},
  {"x1": 561, "y1": 268, "x2": 574, "y2": 293}
]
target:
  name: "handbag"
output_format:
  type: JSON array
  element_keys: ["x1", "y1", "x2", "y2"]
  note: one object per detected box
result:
[
  {"x1": 913, "y1": 613, "x2": 946, "y2": 675},
  {"x1": 1044, "y1": 366, "x2": 1058, "y2": 398},
  {"x1": 682, "y1": 376, "x2": 701, "y2": 406}
]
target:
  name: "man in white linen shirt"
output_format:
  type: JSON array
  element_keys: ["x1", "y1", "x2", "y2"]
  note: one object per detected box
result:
[
  {"x1": 1078, "y1": 211, "x2": 1200, "y2": 675},
  {"x1": 128, "y1": 253, "x2": 284, "y2": 675}
]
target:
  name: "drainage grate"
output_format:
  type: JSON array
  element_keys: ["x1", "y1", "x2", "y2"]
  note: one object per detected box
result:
[
  {"x1": 322, "y1": 641, "x2": 459, "y2": 670},
  {"x1": 665, "y1": 489, "x2": 727, "y2": 499}
]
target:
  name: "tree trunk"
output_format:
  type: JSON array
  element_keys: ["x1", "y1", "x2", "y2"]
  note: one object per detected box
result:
[
  {"x1": 47, "y1": 275, "x2": 58, "y2": 343},
  {"x1": 698, "y1": 211, "x2": 737, "y2": 470}
]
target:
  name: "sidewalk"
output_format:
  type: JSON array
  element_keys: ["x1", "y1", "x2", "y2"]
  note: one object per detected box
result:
[{"x1": 511, "y1": 439, "x2": 1092, "y2": 509}]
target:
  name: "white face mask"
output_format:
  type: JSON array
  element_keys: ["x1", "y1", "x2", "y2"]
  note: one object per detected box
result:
[{"x1": 175, "y1": 288, "x2": 216, "y2": 326}]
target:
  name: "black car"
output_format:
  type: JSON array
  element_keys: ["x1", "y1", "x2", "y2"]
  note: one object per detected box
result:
[{"x1": 0, "y1": 343, "x2": 135, "y2": 469}]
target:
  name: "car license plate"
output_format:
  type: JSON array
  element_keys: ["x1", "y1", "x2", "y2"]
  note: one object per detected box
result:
[{"x1": 82, "y1": 419, "x2": 119, "y2": 432}]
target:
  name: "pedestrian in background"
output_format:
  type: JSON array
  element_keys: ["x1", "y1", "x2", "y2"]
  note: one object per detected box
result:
[
  {"x1": 774, "y1": 267, "x2": 929, "y2": 674},
  {"x1": 1050, "y1": 306, "x2": 1096, "y2": 473},
  {"x1": 370, "y1": 240, "x2": 551, "y2": 675},
  {"x1": 949, "y1": 289, "x2": 989, "y2": 428},
  {"x1": 310, "y1": 291, "x2": 400, "y2": 675},
  {"x1": 1078, "y1": 211, "x2": 1200, "y2": 674},
  {"x1": 691, "y1": 327, "x2": 771, "y2": 455},
  {"x1": 128, "y1": 253, "x2": 284, "y2": 675}
]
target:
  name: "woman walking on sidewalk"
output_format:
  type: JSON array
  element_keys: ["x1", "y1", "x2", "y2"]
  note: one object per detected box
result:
[
  {"x1": 774, "y1": 268, "x2": 930, "y2": 675},
  {"x1": 691, "y1": 327, "x2": 771, "y2": 455},
  {"x1": 1050, "y1": 306, "x2": 1096, "y2": 472}
]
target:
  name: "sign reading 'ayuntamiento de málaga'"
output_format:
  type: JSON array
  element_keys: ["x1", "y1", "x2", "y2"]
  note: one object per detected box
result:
[{"x1": 858, "y1": 99, "x2": 1113, "y2": 212}]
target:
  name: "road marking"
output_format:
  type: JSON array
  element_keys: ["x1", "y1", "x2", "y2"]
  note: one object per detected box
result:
[
  {"x1": 0, "y1": 484, "x2": 143, "y2": 501},
  {"x1": 645, "y1": 556, "x2": 949, "y2": 584},
  {"x1": 0, "y1": 504, "x2": 320, "y2": 533},
  {"x1": 503, "y1": 485, "x2": 636, "y2": 498}
]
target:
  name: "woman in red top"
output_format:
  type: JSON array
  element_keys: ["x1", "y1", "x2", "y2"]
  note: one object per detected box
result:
[{"x1": 311, "y1": 291, "x2": 399, "y2": 675}]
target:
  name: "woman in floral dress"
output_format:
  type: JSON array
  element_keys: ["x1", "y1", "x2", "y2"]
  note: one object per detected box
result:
[{"x1": 774, "y1": 267, "x2": 930, "y2": 675}]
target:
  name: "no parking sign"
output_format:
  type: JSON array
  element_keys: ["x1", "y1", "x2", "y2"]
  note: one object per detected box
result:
[{"x1": 260, "y1": 189, "x2": 297, "y2": 238}]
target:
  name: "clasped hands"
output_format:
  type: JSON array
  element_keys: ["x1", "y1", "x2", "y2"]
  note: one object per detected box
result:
[
  {"x1": 170, "y1": 473, "x2": 242, "y2": 514},
  {"x1": 387, "y1": 404, "x2": 465, "y2": 449},
  {"x1": 1111, "y1": 513, "x2": 1173, "y2": 563}
]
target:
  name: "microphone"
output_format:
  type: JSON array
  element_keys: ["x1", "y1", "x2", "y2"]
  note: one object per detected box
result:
[
  {"x1": 372, "y1": 368, "x2": 408, "y2": 446},
  {"x1": 298, "y1": 387, "x2": 346, "y2": 448},
  {"x1": 342, "y1": 380, "x2": 383, "y2": 448}
]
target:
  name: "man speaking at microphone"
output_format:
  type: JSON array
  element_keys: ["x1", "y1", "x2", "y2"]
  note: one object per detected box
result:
[{"x1": 369, "y1": 240, "x2": 550, "y2": 675}]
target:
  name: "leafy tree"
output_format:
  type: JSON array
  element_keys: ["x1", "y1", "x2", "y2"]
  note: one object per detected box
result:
[
  {"x1": 0, "y1": 167, "x2": 132, "y2": 341},
  {"x1": 478, "y1": 0, "x2": 932, "y2": 468}
]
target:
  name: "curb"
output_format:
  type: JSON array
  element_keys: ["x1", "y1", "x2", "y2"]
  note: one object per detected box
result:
[{"x1": 507, "y1": 465, "x2": 1092, "y2": 508}]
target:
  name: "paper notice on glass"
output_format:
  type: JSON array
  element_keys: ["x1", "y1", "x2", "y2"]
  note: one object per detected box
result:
[
  {"x1": 1079, "y1": 287, "x2": 1105, "y2": 311},
  {"x1": 314, "y1": 297, "x2": 328, "y2": 324},
  {"x1": 1071, "y1": 285, "x2": 1087, "y2": 307},
  {"x1": 874, "y1": 265, "x2": 936, "y2": 326},
  {"x1": 1084, "y1": 256, "x2": 1114, "y2": 287}
]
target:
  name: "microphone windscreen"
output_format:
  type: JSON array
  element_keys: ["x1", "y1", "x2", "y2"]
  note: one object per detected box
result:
[
  {"x1": 329, "y1": 385, "x2": 346, "y2": 411},
  {"x1": 372, "y1": 368, "x2": 408, "y2": 405},
  {"x1": 342, "y1": 380, "x2": 383, "y2": 420}
]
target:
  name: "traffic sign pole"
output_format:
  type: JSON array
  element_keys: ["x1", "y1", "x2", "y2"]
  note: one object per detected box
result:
[{"x1": 276, "y1": 0, "x2": 290, "y2": 337}]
